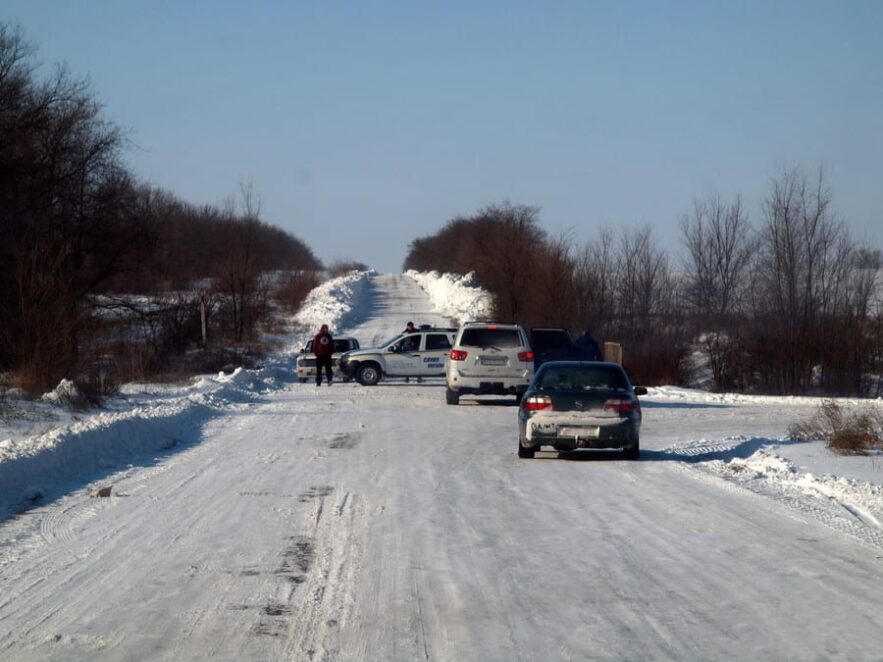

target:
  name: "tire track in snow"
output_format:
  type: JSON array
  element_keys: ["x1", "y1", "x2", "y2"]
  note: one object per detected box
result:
[{"x1": 283, "y1": 488, "x2": 364, "y2": 660}]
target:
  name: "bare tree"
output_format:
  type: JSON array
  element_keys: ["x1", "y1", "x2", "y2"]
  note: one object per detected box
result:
[
  {"x1": 614, "y1": 227, "x2": 676, "y2": 332},
  {"x1": 479, "y1": 202, "x2": 544, "y2": 322},
  {"x1": 573, "y1": 229, "x2": 615, "y2": 336},
  {"x1": 680, "y1": 195, "x2": 753, "y2": 318},
  {"x1": 607, "y1": 227, "x2": 686, "y2": 384},
  {"x1": 0, "y1": 22, "x2": 127, "y2": 389},
  {"x1": 532, "y1": 233, "x2": 577, "y2": 328},
  {"x1": 219, "y1": 182, "x2": 263, "y2": 343},
  {"x1": 679, "y1": 195, "x2": 754, "y2": 389},
  {"x1": 750, "y1": 168, "x2": 872, "y2": 393}
]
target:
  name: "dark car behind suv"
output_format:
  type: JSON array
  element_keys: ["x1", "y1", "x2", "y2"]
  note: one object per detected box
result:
[{"x1": 531, "y1": 328, "x2": 596, "y2": 370}]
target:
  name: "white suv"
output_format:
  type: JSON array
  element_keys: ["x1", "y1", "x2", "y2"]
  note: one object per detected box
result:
[
  {"x1": 445, "y1": 322, "x2": 534, "y2": 405},
  {"x1": 339, "y1": 328, "x2": 456, "y2": 385}
]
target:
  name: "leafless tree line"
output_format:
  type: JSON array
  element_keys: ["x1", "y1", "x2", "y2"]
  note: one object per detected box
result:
[
  {"x1": 0, "y1": 24, "x2": 321, "y2": 394},
  {"x1": 405, "y1": 172, "x2": 881, "y2": 395}
]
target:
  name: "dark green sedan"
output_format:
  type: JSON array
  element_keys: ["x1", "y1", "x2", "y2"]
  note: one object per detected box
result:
[{"x1": 517, "y1": 361, "x2": 646, "y2": 460}]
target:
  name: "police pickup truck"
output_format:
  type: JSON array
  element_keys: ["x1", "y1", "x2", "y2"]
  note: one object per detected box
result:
[{"x1": 339, "y1": 327, "x2": 456, "y2": 385}]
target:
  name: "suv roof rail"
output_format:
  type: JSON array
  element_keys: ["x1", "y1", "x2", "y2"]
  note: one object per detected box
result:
[{"x1": 462, "y1": 320, "x2": 516, "y2": 326}]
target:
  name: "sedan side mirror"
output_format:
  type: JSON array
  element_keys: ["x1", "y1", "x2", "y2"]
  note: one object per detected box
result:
[{"x1": 633, "y1": 386, "x2": 647, "y2": 396}]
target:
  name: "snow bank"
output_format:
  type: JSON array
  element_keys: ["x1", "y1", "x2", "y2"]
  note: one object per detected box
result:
[
  {"x1": 702, "y1": 448, "x2": 883, "y2": 549},
  {"x1": 40, "y1": 379, "x2": 83, "y2": 407},
  {"x1": 405, "y1": 270, "x2": 493, "y2": 323},
  {"x1": 0, "y1": 269, "x2": 382, "y2": 518},
  {"x1": 648, "y1": 385, "x2": 881, "y2": 408},
  {"x1": 656, "y1": 429, "x2": 882, "y2": 549},
  {"x1": 293, "y1": 270, "x2": 374, "y2": 340},
  {"x1": 0, "y1": 360, "x2": 298, "y2": 519}
]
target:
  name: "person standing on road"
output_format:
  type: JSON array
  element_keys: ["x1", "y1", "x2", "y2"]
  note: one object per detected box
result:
[
  {"x1": 402, "y1": 321, "x2": 422, "y2": 383},
  {"x1": 312, "y1": 324, "x2": 335, "y2": 386},
  {"x1": 575, "y1": 328, "x2": 603, "y2": 361}
]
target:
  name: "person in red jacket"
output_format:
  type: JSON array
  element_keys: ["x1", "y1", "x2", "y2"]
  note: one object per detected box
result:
[{"x1": 311, "y1": 323, "x2": 334, "y2": 386}]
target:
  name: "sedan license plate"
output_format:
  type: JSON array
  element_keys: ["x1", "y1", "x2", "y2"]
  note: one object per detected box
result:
[{"x1": 559, "y1": 426, "x2": 600, "y2": 439}]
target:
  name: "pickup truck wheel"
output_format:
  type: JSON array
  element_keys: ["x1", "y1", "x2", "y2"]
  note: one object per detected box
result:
[
  {"x1": 445, "y1": 388, "x2": 459, "y2": 405},
  {"x1": 357, "y1": 363, "x2": 381, "y2": 386}
]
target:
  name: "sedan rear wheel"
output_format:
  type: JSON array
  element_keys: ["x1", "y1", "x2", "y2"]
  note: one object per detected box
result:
[
  {"x1": 518, "y1": 439, "x2": 535, "y2": 459},
  {"x1": 623, "y1": 441, "x2": 640, "y2": 461}
]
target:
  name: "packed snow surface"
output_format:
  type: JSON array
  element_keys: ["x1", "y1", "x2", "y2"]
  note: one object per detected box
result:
[{"x1": 1, "y1": 271, "x2": 882, "y2": 660}]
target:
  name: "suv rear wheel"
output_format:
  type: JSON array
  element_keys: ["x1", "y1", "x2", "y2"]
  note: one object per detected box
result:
[
  {"x1": 357, "y1": 363, "x2": 381, "y2": 386},
  {"x1": 445, "y1": 388, "x2": 460, "y2": 405}
]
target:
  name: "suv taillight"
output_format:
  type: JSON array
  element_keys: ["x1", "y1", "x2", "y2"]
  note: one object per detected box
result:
[
  {"x1": 523, "y1": 395, "x2": 553, "y2": 411},
  {"x1": 603, "y1": 399, "x2": 634, "y2": 414},
  {"x1": 450, "y1": 349, "x2": 468, "y2": 361},
  {"x1": 517, "y1": 351, "x2": 535, "y2": 362}
]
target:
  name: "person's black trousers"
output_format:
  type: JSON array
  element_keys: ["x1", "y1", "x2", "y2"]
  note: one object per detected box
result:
[{"x1": 315, "y1": 355, "x2": 333, "y2": 385}]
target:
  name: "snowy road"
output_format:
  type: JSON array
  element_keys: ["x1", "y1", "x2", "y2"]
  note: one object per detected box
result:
[{"x1": 2, "y1": 273, "x2": 882, "y2": 660}]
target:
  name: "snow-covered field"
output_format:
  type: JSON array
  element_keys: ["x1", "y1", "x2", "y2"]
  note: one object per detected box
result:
[{"x1": 1, "y1": 271, "x2": 882, "y2": 660}]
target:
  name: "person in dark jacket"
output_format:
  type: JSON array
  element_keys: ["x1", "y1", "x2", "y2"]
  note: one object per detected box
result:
[
  {"x1": 311, "y1": 324, "x2": 334, "y2": 386},
  {"x1": 402, "y1": 321, "x2": 421, "y2": 382},
  {"x1": 575, "y1": 329, "x2": 603, "y2": 361}
]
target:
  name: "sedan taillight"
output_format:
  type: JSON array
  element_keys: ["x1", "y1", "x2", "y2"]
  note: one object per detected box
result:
[
  {"x1": 450, "y1": 349, "x2": 468, "y2": 361},
  {"x1": 523, "y1": 395, "x2": 553, "y2": 411},
  {"x1": 603, "y1": 399, "x2": 634, "y2": 414}
]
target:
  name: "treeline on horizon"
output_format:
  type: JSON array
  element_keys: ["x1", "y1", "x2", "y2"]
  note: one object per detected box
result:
[
  {"x1": 0, "y1": 23, "x2": 321, "y2": 395},
  {"x1": 404, "y1": 180, "x2": 883, "y2": 397}
]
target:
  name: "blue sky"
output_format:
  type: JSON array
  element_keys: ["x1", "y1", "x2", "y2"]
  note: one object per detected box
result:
[{"x1": 6, "y1": 1, "x2": 882, "y2": 271}]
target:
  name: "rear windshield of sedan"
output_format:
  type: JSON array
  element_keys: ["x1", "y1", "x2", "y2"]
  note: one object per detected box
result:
[
  {"x1": 537, "y1": 365, "x2": 628, "y2": 391},
  {"x1": 459, "y1": 328, "x2": 523, "y2": 348}
]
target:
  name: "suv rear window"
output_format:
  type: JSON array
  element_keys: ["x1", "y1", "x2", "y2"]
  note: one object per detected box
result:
[{"x1": 460, "y1": 328, "x2": 523, "y2": 348}]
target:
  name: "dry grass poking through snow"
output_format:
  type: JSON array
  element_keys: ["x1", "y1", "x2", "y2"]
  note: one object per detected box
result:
[{"x1": 789, "y1": 400, "x2": 883, "y2": 455}]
